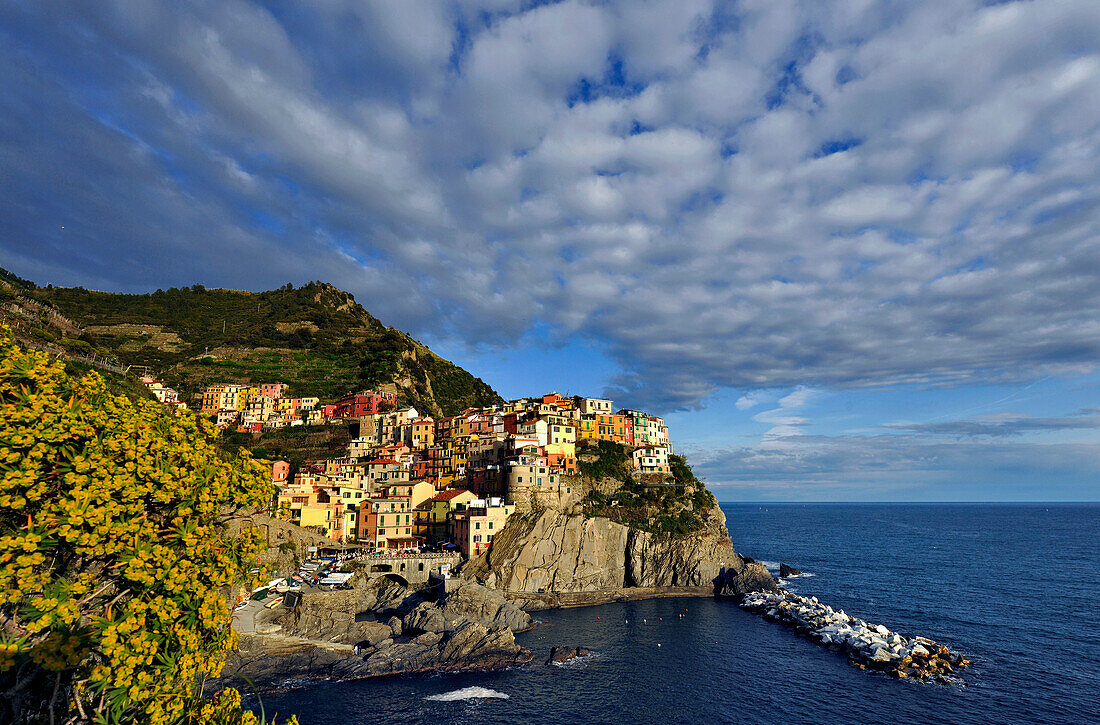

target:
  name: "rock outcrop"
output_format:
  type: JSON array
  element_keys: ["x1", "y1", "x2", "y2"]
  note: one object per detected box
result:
[
  {"x1": 779, "y1": 563, "x2": 802, "y2": 578},
  {"x1": 545, "y1": 646, "x2": 590, "y2": 665},
  {"x1": 218, "y1": 578, "x2": 533, "y2": 692},
  {"x1": 402, "y1": 582, "x2": 530, "y2": 634},
  {"x1": 266, "y1": 587, "x2": 394, "y2": 645},
  {"x1": 213, "y1": 622, "x2": 532, "y2": 692},
  {"x1": 714, "y1": 561, "x2": 778, "y2": 599},
  {"x1": 463, "y1": 503, "x2": 775, "y2": 605}
]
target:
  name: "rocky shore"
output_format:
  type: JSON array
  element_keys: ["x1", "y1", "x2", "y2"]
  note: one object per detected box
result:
[
  {"x1": 210, "y1": 579, "x2": 535, "y2": 692},
  {"x1": 739, "y1": 590, "x2": 970, "y2": 682}
]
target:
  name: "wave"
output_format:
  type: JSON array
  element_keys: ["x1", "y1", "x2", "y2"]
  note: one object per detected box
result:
[{"x1": 425, "y1": 687, "x2": 510, "y2": 702}]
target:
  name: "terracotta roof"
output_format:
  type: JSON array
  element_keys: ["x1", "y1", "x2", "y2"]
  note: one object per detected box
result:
[{"x1": 432, "y1": 489, "x2": 473, "y2": 502}]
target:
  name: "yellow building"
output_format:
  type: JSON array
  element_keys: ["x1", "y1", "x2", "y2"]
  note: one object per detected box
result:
[
  {"x1": 414, "y1": 488, "x2": 477, "y2": 542},
  {"x1": 383, "y1": 480, "x2": 436, "y2": 510},
  {"x1": 452, "y1": 500, "x2": 515, "y2": 557},
  {"x1": 576, "y1": 418, "x2": 597, "y2": 441},
  {"x1": 201, "y1": 383, "x2": 249, "y2": 415},
  {"x1": 408, "y1": 418, "x2": 435, "y2": 449}
]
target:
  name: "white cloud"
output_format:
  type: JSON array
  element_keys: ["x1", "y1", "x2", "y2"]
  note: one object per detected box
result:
[
  {"x1": 6, "y1": 0, "x2": 1100, "y2": 411},
  {"x1": 735, "y1": 393, "x2": 760, "y2": 411}
]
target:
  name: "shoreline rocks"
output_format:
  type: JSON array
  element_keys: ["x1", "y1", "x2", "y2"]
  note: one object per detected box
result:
[
  {"x1": 213, "y1": 623, "x2": 533, "y2": 693},
  {"x1": 739, "y1": 590, "x2": 970, "y2": 683},
  {"x1": 213, "y1": 579, "x2": 537, "y2": 693}
]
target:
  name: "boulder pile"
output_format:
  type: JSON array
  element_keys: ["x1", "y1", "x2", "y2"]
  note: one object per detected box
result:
[{"x1": 740, "y1": 589, "x2": 970, "y2": 683}]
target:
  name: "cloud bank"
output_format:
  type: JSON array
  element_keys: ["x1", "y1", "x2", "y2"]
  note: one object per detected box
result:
[{"x1": 3, "y1": 1, "x2": 1100, "y2": 411}]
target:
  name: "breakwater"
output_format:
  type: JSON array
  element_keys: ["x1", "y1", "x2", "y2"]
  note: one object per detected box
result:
[{"x1": 740, "y1": 589, "x2": 969, "y2": 682}]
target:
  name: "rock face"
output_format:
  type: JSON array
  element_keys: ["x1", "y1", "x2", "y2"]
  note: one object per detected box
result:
[
  {"x1": 464, "y1": 505, "x2": 775, "y2": 602},
  {"x1": 714, "y1": 562, "x2": 778, "y2": 599},
  {"x1": 402, "y1": 582, "x2": 530, "y2": 634},
  {"x1": 779, "y1": 563, "x2": 802, "y2": 578},
  {"x1": 214, "y1": 623, "x2": 532, "y2": 692},
  {"x1": 466, "y1": 511, "x2": 630, "y2": 593},
  {"x1": 217, "y1": 579, "x2": 533, "y2": 693},
  {"x1": 356, "y1": 620, "x2": 531, "y2": 677},
  {"x1": 267, "y1": 587, "x2": 394, "y2": 645}
]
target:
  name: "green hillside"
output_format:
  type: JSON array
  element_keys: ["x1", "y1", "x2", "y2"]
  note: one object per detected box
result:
[{"x1": 30, "y1": 280, "x2": 502, "y2": 416}]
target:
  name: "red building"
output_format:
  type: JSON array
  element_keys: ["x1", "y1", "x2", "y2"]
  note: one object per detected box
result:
[
  {"x1": 546, "y1": 452, "x2": 578, "y2": 475},
  {"x1": 334, "y1": 390, "x2": 397, "y2": 419}
]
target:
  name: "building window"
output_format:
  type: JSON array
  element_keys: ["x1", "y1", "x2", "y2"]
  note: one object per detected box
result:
[{"x1": 488, "y1": 521, "x2": 493, "y2": 529}]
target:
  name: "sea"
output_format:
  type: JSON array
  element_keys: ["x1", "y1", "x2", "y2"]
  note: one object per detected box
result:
[{"x1": 250, "y1": 504, "x2": 1100, "y2": 724}]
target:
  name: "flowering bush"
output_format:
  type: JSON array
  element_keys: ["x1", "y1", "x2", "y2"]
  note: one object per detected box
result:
[{"x1": 0, "y1": 329, "x2": 291, "y2": 723}]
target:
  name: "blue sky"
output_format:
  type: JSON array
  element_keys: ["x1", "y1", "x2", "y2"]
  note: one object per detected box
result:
[{"x1": 2, "y1": 1, "x2": 1100, "y2": 501}]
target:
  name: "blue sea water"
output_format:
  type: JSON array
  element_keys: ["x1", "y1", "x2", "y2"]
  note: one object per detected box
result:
[{"x1": 251, "y1": 504, "x2": 1100, "y2": 724}]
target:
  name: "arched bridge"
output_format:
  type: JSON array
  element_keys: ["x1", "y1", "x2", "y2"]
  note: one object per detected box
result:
[{"x1": 359, "y1": 552, "x2": 462, "y2": 585}]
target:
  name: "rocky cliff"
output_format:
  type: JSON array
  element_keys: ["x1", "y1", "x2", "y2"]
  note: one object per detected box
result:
[
  {"x1": 212, "y1": 578, "x2": 534, "y2": 692},
  {"x1": 463, "y1": 499, "x2": 774, "y2": 607}
]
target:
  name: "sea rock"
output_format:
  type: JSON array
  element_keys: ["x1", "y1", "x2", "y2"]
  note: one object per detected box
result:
[
  {"x1": 779, "y1": 563, "x2": 803, "y2": 578},
  {"x1": 387, "y1": 616, "x2": 403, "y2": 638},
  {"x1": 869, "y1": 646, "x2": 894, "y2": 662},
  {"x1": 263, "y1": 587, "x2": 392, "y2": 645},
  {"x1": 713, "y1": 558, "x2": 778, "y2": 599},
  {"x1": 545, "y1": 646, "x2": 590, "y2": 665}
]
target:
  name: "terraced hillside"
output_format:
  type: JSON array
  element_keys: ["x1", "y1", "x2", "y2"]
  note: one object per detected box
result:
[{"x1": 33, "y1": 280, "x2": 502, "y2": 416}]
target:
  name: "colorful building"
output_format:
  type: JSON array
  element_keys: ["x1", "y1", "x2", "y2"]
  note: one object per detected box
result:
[
  {"x1": 414, "y1": 489, "x2": 477, "y2": 543},
  {"x1": 333, "y1": 390, "x2": 397, "y2": 419},
  {"x1": 633, "y1": 445, "x2": 671, "y2": 474},
  {"x1": 451, "y1": 499, "x2": 515, "y2": 557}
]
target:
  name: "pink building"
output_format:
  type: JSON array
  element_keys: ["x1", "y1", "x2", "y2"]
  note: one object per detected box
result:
[
  {"x1": 272, "y1": 460, "x2": 290, "y2": 484},
  {"x1": 259, "y1": 382, "x2": 287, "y2": 399}
]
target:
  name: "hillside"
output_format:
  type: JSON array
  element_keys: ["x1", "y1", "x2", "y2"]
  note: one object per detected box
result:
[{"x1": 21, "y1": 277, "x2": 501, "y2": 416}]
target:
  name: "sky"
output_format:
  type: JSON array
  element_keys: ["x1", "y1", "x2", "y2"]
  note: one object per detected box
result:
[{"x1": 2, "y1": 1, "x2": 1100, "y2": 501}]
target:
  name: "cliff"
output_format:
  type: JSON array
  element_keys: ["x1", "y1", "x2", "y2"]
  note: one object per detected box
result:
[{"x1": 463, "y1": 488, "x2": 774, "y2": 608}]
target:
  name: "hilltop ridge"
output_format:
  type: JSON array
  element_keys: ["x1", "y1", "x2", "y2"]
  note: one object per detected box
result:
[{"x1": 8, "y1": 273, "x2": 501, "y2": 416}]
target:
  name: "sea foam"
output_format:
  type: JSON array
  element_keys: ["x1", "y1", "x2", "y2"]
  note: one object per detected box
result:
[{"x1": 425, "y1": 687, "x2": 510, "y2": 701}]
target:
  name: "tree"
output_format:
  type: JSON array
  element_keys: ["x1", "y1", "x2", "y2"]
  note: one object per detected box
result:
[{"x1": 0, "y1": 329, "x2": 291, "y2": 723}]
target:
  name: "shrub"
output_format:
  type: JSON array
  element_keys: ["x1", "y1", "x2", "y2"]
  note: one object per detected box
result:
[{"x1": 0, "y1": 329, "x2": 292, "y2": 723}]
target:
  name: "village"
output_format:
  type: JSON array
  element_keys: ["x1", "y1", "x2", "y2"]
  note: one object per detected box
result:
[{"x1": 143, "y1": 378, "x2": 674, "y2": 559}]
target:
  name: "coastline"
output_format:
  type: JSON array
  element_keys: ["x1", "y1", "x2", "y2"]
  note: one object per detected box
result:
[{"x1": 498, "y1": 585, "x2": 714, "y2": 611}]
